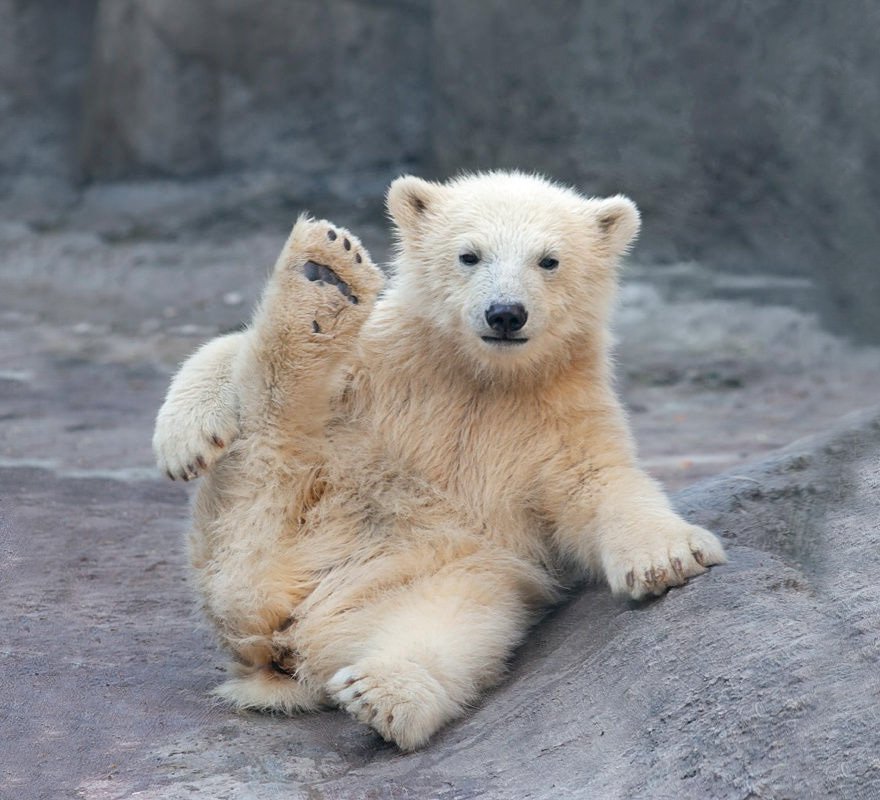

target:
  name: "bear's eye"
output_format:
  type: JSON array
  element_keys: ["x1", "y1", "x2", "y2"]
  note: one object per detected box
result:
[
  {"x1": 539, "y1": 256, "x2": 559, "y2": 270},
  {"x1": 459, "y1": 252, "x2": 480, "y2": 266}
]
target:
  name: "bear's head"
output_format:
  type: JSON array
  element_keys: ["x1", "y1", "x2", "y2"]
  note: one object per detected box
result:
[{"x1": 385, "y1": 171, "x2": 640, "y2": 381}]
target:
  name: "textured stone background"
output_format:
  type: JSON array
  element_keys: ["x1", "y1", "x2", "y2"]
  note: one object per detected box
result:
[
  {"x1": 1, "y1": 0, "x2": 879, "y2": 338},
  {"x1": 2, "y1": 2, "x2": 880, "y2": 798}
]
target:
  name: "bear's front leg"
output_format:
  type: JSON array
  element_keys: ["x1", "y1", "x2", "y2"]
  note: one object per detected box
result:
[
  {"x1": 153, "y1": 331, "x2": 245, "y2": 481},
  {"x1": 553, "y1": 464, "x2": 726, "y2": 601},
  {"x1": 591, "y1": 466, "x2": 726, "y2": 599}
]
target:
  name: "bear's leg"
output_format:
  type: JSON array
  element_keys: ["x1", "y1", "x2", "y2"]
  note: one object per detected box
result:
[
  {"x1": 233, "y1": 215, "x2": 383, "y2": 444},
  {"x1": 325, "y1": 563, "x2": 536, "y2": 751},
  {"x1": 153, "y1": 331, "x2": 245, "y2": 481},
  {"x1": 187, "y1": 218, "x2": 381, "y2": 705},
  {"x1": 591, "y1": 467, "x2": 726, "y2": 600}
]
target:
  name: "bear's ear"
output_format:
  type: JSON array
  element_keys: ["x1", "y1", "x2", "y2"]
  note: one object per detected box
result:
[
  {"x1": 591, "y1": 195, "x2": 641, "y2": 255},
  {"x1": 387, "y1": 175, "x2": 446, "y2": 235}
]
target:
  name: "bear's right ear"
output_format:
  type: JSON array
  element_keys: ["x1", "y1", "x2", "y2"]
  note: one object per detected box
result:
[{"x1": 387, "y1": 175, "x2": 445, "y2": 236}]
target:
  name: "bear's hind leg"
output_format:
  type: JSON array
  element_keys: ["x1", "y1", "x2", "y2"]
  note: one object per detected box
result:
[
  {"x1": 325, "y1": 560, "x2": 542, "y2": 751},
  {"x1": 234, "y1": 216, "x2": 384, "y2": 442}
]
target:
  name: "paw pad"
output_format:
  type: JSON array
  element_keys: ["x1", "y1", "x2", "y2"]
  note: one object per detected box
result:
[{"x1": 302, "y1": 260, "x2": 358, "y2": 304}]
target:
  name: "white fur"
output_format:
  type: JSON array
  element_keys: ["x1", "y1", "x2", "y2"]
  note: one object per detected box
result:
[
  {"x1": 153, "y1": 332, "x2": 243, "y2": 480},
  {"x1": 153, "y1": 172, "x2": 726, "y2": 751}
]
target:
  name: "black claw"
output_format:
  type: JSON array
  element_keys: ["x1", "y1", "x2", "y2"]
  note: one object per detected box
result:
[
  {"x1": 343, "y1": 238, "x2": 351, "y2": 250},
  {"x1": 327, "y1": 229, "x2": 337, "y2": 241},
  {"x1": 166, "y1": 470, "x2": 175, "y2": 481},
  {"x1": 355, "y1": 253, "x2": 362, "y2": 264},
  {"x1": 211, "y1": 434, "x2": 225, "y2": 448},
  {"x1": 338, "y1": 282, "x2": 352, "y2": 297},
  {"x1": 196, "y1": 455, "x2": 207, "y2": 469},
  {"x1": 312, "y1": 320, "x2": 321, "y2": 333},
  {"x1": 350, "y1": 295, "x2": 359, "y2": 305}
]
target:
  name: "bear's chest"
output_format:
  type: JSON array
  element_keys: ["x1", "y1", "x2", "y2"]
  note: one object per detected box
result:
[{"x1": 368, "y1": 377, "x2": 558, "y2": 521}]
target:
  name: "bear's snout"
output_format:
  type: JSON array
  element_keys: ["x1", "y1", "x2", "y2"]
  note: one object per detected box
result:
[{"x1": 485, "y1": 303, "x2": 528, "y2": 334}]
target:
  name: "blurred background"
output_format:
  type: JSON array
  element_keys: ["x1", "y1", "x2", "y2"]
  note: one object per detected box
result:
[{"x1": 3, "y1": 0, "x2": 880, "y2": 340}]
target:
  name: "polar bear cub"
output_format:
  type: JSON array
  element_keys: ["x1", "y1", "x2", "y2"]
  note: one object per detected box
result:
[{"x1": 153, "y1": 171, "x2": 726, "y2": 750}]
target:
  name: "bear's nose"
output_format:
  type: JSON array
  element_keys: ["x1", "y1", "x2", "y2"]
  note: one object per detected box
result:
[{"x1": 485, "y1": 303, "x2": 528, "y2": 334}]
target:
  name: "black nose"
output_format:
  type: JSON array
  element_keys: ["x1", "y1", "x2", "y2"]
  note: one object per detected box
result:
[{"x1": 485, "y1": 302, "x2": 528, "y2": 334}]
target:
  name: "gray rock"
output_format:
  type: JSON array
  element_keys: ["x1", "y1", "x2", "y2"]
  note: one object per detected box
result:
[
  {"x1": 1, "y1": 219, "x2": 878, "y2": 795},
  {"x1": 0, "y1": 0, "x2": 95, "y2": 216},
  {"x1": 2, "y1": 367, "x2": 878, "y2": 798},
  {"x1": 79, "y1": 0, "x2": 430, "y2": 183}
]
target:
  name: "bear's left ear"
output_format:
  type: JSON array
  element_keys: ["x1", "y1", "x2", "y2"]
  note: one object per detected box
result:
[
  {"x1": 387, "y1": 175, "x2": 446, "y2": 236},
  {"x1": 590, "y1": 195, "x2": 641, "y2": 255}
]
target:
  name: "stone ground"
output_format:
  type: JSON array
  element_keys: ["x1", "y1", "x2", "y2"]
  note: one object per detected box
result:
[{"x1": 1, "y1": 219, "x2": 879, "y2": 799}]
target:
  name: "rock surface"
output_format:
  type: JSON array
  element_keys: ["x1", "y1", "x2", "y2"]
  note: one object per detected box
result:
[
  {"x1": 2, "y1": 223, "x2": 880, "y2": 798},
  {"x1": 80, "y1": 0, "x2": 430, "y2": 186}
]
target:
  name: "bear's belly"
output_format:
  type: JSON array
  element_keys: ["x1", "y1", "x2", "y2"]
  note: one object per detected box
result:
[{"x1": 318, "y1": 428, "x2": 556, "y2": 573}]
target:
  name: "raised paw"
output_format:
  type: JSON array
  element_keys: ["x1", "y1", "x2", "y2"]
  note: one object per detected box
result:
[
  {"x1": 602, "y1": 519, "x2": 727, "y2": 601},
  {"x1": 272, "y1": 215, "x2": 384, "y2": 341},
  {"x1": 326, "y1": 656, "x2": 459, "y2": 751}
]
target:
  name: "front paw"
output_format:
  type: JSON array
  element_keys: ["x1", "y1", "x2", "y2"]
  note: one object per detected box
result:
[
  {"x1": 602, "y1": 519, "x2": 727, "y2": 600},
  {"x1": 153, "y1": 400, "x2": 239, "y2": 481}
]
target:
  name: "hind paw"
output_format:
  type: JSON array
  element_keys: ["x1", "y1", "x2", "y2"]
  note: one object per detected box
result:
[
  {"x1": 276, "y1": 216, "x2": 384, "y2": 342},
  {"x1": 327, "y1": 657, "x2": 459, "y2": 751}
]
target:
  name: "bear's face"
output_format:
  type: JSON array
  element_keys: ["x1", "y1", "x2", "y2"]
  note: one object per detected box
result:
[{"x1": 387, "y1": 172, "x2": 640, "y2": 379}]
